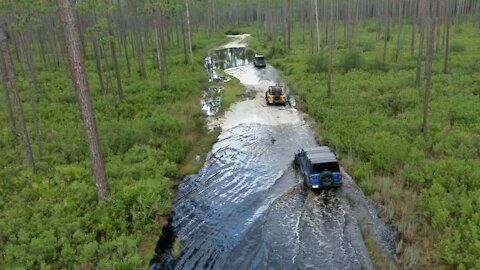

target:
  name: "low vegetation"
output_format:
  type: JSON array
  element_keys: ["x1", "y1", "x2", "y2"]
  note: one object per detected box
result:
[
  {"x1": 0, "y1": 31, "x2": 229, "y2": 268},
  {"x1": 247, "y1": 21, "x2": 480, "y2": 269}
]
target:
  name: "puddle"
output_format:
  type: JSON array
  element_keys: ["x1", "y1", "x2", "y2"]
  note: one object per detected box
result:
[{"x1": 201, "y1": 86, "x2": 223, "y2": 116}]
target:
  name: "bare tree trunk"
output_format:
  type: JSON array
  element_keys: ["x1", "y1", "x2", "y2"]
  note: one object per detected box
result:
[
  {"x1": 410, "y1": 22, "x2": 416, "y2": 55},
  {"x1": 327, "y1": 1, "x2": 334, "y2": 97},
  {"x1": 154, "y1": 10, "x2": 166, "y2": 90},
  {"x1": 314, "y1": 0, "x2": 321, "y2": 53},
  {"x1": 58, "y1": 0, "x2": 110, "y2": 200},
  {"x1": 159, "y1": 16, "x2": 169, "y2": 82},
  {"x1": 0, "y1": 54, "x2": 16, "y2": 137},
  {"x1": 416, "y1": 0, "x2": 426, "y2": 87},
  {"x1": 102, "y1": 44, "x2": 114, "y2": 97},
  {"x1": 423, "y1": 0, "x2": 436, "y2": 137},
  {"x1": 16, "y1": 33, "x2": 43, "y2": 159},
  {"x1": 383, "y1": 0, "x2": 391, "y2": 64},
  {"x1": 455, "y1": 0, "x2": 462, "y2": 32},
  {"x1": 181, "y1": 17, "x2": 189, "y2": 64},
  {"x1": 0, "y1": 23, "x2": 35, "y2": 171},
  {"x1": 37, "y1": 30, "x2": 48, "y2": 67},
  {"x1": 92, "y1": 33, "x2": 106, "y2": 95},
  {"x1": 134, "y1": 20, "x2": 147, "y2": 81},
  {"x1": 444, "y1": 0, "x2": 451, "y2": 73},
  {"x1": 310, "y1": 0, "x2": 315, "y2": 54},
  {"x1": 395, "y1": 0, "x2": 403, "y2": 62},
  {"x1": 107, "y1": 12, "x2": 124, "y2": 101},
  {"x1": 286, "y1": 0, "x2": 292, "y2": 50},
  {"x1": 185, "y1": 0, "x2": 194, "y2": 68},
  {"x1": 116, "y1": 0, "x2": 131, "y2": 76}
]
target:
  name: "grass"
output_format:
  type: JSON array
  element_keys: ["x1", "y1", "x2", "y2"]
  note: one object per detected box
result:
[
  {"x1": 216, "y1": 69, "x2": 246, "y2": 115},
  {"x1": 0, "y1": 25, "x2": 247, "y2": 268},
  {"x1": 361, "y1": 226, "x2": 398, "y2": 270},
  {"x1": 237, "y1": 20, "x2": 480, "y2": 269}
]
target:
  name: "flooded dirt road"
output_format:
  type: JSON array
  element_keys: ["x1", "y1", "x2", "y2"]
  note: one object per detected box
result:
[{"x1": 150, "y1": 36, "x2": 396, "y2": 270}]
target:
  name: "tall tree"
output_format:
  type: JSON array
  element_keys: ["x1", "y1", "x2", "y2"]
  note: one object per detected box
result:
[
  {"x1": 185, "y1": 0, "x2": 194, "y2": 68},
  {"x1": 444, "y1": 0, "x2": 451, "y2": 73},
  {"x1": 382, "y1": 0, "x2": 391, "y2": 64},
  {"x1": 16, "y1": 33, "x2": 43, "y2": 159},
  {"x1": 327, "y1": 0, "x2": 334, "y2": 97},
  {"x1": 285, "y1": 0, "x2": 292, "y2": 50},
  {"x1": 314, "y1": 0, "x2": 321, "y2": 53},
  {"x1": 153, "y1": 8, "x2": 166, "y2": 90},
  {"x1": 0, "y1": 54, "x2": 16, "y2": 137},
  {"x1": 416, "y1": 0, "x2": 426, "y2": 87},
  {"x1": 0, "y1": 23, "x2": 35, "y2": 171},
  {"x1": 57, "y1": 0, "x2": 110, "y2": 200},
  {"x1": 394, "y1": 0, "x2": 403, "y2": 62},
  {"x1": 106, "y1": 8, "x2": 124, "y2": 101},
  {"x1": 422, "y1": 0, "x2": 436, "y2": 137}
]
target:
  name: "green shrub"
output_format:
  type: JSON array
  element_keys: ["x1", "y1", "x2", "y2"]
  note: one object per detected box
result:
[
  {"x1": 306, "y1": 54, "x2": 328, "y2": 73},
  {"x1": 267, "y1": 44, "x2": 286, "y2": 58},
  {"x1": 339, "y1": 49, "x2": 364, "y2": 72},
  {"x1": 368, "y1": 57, "x2": 390, "y2": 72},
  {"x1": 449, "y1": 42, "x2": 465, "y2": 52}
]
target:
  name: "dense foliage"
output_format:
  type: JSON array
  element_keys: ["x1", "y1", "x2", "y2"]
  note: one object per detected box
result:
[
  {"x1": 0, "y1": 31, "x2": 222, "y2": 268},
  {"x1": 248, "y1": 21, "x2": 480, "y2": 269}
]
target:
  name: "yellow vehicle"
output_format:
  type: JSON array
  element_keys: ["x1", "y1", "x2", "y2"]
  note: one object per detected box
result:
[{"x1": 265, "y1": 86, "x2": 287, "y2": 105}]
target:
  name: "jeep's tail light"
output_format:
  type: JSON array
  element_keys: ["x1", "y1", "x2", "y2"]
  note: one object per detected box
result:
[{"x1": 309, "y1": 176, "x2": 314, "y2": 180}]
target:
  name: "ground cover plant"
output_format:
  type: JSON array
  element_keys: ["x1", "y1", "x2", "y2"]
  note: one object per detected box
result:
[
  {"x1": 246, "y1": 19, "x2": 480, "y2": 269},
  {"x1": 0, "y1": 20, "x2": 231, "y2": 268}
]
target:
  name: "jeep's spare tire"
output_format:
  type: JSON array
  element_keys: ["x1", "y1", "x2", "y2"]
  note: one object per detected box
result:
[{"x1": 319, "y1": 171, "x2": 334, "y2": 186}]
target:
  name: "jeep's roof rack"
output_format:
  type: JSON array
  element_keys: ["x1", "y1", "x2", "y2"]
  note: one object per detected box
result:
[
  {"x1": 304, "y1": 146, "x2": 330, "y2": 155},
  {"x1": 308, "y1": 152, "x2": 338, "y2": 163}
]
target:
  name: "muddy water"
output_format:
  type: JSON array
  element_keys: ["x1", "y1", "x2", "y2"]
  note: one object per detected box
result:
[{"x1": 150, "y1": 36, "x2": 396, "y2": 270}]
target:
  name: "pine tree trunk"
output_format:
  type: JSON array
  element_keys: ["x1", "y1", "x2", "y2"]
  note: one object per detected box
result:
[
  {"x1": 107, "y1": 13, "x2": 124, "y2": 101},
  {"x1": 444, "y1": 0, "x2": 450, "y2": 74},
  {"x1": 327, "y1": 1, "x2": 334, "y2": 97},
  {"x1": 423, "y1": 0, "x2": 436, "y2": 137},
  {"x1": 410, "y1": 22, "x2": 416, "y2": 55},
  {"x1": 314, "y1": 0, "x2": 321, "y2": 53},
  {"x1": 383, "y1": 0, "x2": 391, "y2": 64},
  {"x1": 416, "y1": 0, "x2": 426, "y2": 87},
  {"x1": 0, "y1": 23, "x2": 35, "y2": 171},
  {"x1": 185, "y1": 0, "x2": 194, "y2": 68},
  {"x1": 92, "y1": 33, "x2": 106, "y2": 95},
  {"x1": 181, "y1": 17, "x2": 188, "y2": 64},
  {"x1": 310, "y1": 0, "x2": 315, "y2": 54},
  {"x1": 134, "y1": 20, "x2": 147, "y2": 81},
  {"x1": 0, "y1": 55, "x2": 16, "y2": 137},
  {"x1": 395, "y1": 0, "x2": 403, "y2": 62},
  {"x1": 58, "y1": 0, "x2": 110, "y2": 200},
  {"x1": 116, "y1": 0, "x2": 131, "y2": 75},
  {"x1": 154, "y1": 11, "x2": 166, "y2": 90},
  {"x1": 16, "y1": 33, "x2": 43, "y2": 160}
]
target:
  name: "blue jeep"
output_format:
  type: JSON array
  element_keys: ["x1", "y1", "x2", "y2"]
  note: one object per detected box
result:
[{"x1": 294, "y1": 146, "x2": 343, "y2": 189}]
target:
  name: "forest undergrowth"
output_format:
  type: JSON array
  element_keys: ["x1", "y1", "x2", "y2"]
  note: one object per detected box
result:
[
  {"x1": 0, "y1": 31, "x2": 231, "y2": 268},
  {"x1": 246, "y1": 21, "x2": 480, "y2": 269}
]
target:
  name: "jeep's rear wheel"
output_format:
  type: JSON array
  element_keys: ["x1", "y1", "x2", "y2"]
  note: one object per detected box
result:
[{"x1": 319, "y1": 171, "x2": 334, "y2": 187}]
